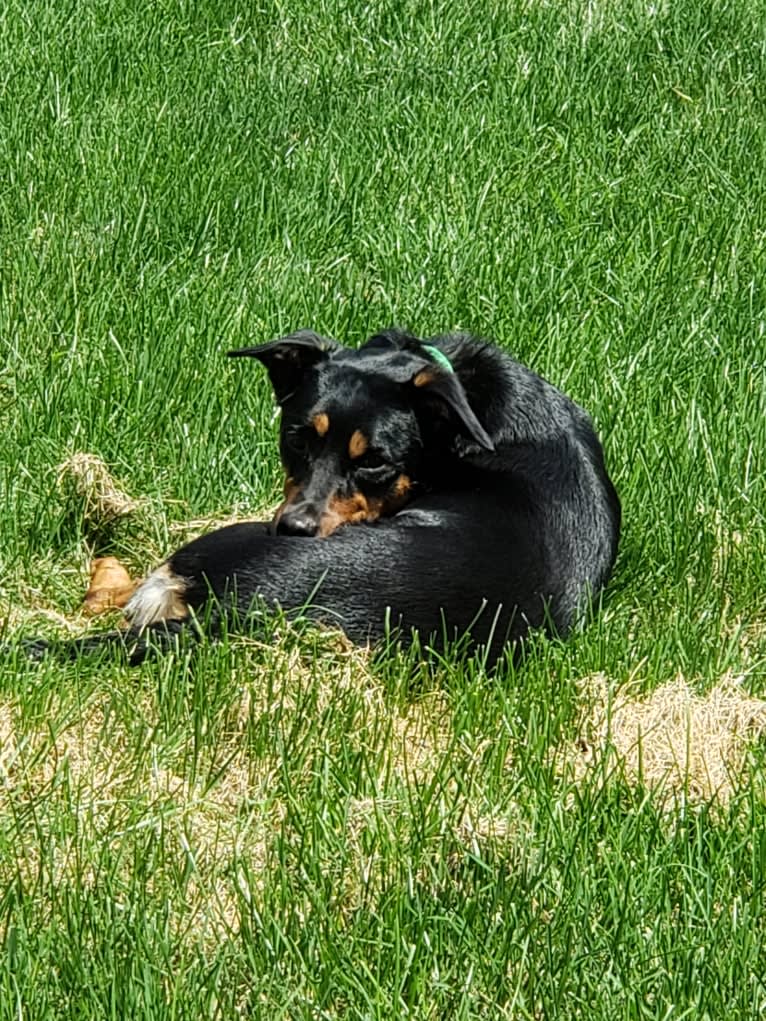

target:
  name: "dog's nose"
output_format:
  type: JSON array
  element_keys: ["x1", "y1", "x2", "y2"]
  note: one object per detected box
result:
[{"x1": 276, "y1": 507, "x2": 320, "y2": 537}]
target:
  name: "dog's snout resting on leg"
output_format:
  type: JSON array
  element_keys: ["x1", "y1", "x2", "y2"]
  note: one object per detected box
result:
[{"x1": 275, "y1": 504, "x2": 321, "y2": 537}]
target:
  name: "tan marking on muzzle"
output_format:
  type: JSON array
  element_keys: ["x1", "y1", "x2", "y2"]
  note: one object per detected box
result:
[
  {"x1": 390, "y1": 474, "x2": 412, "y2": 504},
  {"x1": 319, "y1": 492, "x2": 379, "y2": 536},
  {"x1": 317, "y1": 475, "x2": 414, "y2": 536}
]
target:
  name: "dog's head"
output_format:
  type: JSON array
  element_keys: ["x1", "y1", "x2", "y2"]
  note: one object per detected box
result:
[{"x1": 228, "y1": 328, "x2": 493, "y2": 537}]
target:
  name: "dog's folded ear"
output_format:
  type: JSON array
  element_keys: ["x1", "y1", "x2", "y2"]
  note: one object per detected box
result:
[
  {"x1": 228, "y1": 329, "x2": 338, "y2": 402},
  {"x1": 228, "y1": 330, "x2": 339, "y2": 403},
  {"x1": 410, "y1": 365, "x2": 495, "y2": 452}
]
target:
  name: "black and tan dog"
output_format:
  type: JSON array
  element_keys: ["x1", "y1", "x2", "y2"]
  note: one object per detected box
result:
[{"x1": 23, "y1": 328, "x2": 620, "y2": 664}]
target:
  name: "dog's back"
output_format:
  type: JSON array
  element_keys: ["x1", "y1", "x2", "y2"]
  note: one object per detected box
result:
[{"x1": 409, "y1": 333, "x2": 621, "y2": 638}]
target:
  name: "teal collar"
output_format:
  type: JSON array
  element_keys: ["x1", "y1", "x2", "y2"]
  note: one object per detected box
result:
[{"x1": 421, "y1": 344, "x2": 454, "y2": 374}]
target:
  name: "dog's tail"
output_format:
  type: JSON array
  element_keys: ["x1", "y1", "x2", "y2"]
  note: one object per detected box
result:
[{"x1": 7, "y1": 619, "x2": 195, "y2": 667}]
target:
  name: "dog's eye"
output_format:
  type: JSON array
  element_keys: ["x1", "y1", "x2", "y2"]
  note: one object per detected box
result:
[
  {"x1": 355, "y1": 451, "x2": 393, "y2": 480},
  {"x1": 284, "y1": 427, "x2": 313, "y2": 456},
  {"x1": 357, "y1": 450, "x2": 386, "y2": 470}
]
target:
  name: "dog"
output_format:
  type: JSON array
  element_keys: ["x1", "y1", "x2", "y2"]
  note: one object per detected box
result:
[{"x1": 19, "y1": 328, "x2": 620, "y2": 665}]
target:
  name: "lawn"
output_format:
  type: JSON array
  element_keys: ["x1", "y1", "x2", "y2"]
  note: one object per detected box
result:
[{"x1": 1, "y1": 0, "x2": 766, "y2": 1016}]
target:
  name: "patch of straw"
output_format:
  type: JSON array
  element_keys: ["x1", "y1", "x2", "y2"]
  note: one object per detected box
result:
[
  {"x1": 0, "y1": 693, "x2": 280, "y2": 944},
  {"x1": 558, "y1": 671, "x2": 766, "y2": 807},
  {"x1": 56, "y1": 452, "x2": 142, "y2": 523}
]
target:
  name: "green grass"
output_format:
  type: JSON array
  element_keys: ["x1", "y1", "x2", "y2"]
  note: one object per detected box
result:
[{"x1": 2, "y1": 0, "x2": 766, "y2": 1016}]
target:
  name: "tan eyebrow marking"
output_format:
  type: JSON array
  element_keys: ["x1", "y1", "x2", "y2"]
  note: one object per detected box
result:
[
  {"x1": 348, "y1": 429, "x2": 369, "y2": 459},
  {"x1": 312, "y1": 412, "x2": 330, "y2": 436}
]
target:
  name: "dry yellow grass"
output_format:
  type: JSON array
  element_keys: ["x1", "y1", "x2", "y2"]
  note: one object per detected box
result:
[
  {"x1": 0, "y1": 635, "x2": 461, "y2": 944},
  {"x1": 0, "y1": 687, "x2": 280, "y2": 943},
  {"x1": 56, "y1": 452, "x2": 143, "y2": 523},
  {"x1": 557, "y1": 671, "x2": 766, "y2": 806}
]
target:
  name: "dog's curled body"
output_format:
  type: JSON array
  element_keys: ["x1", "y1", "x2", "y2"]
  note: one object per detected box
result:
[{"x1": 25, "y1": 330, "x2": 621, "y2": 665}]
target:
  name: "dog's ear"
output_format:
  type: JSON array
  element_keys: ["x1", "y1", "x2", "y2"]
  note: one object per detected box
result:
[
  {"x1": 410, "y1": 364, "x2": 495, "y2": 451},
  {"x1": 228, "y1": 330, "x2": 339, "y2": 403}
]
